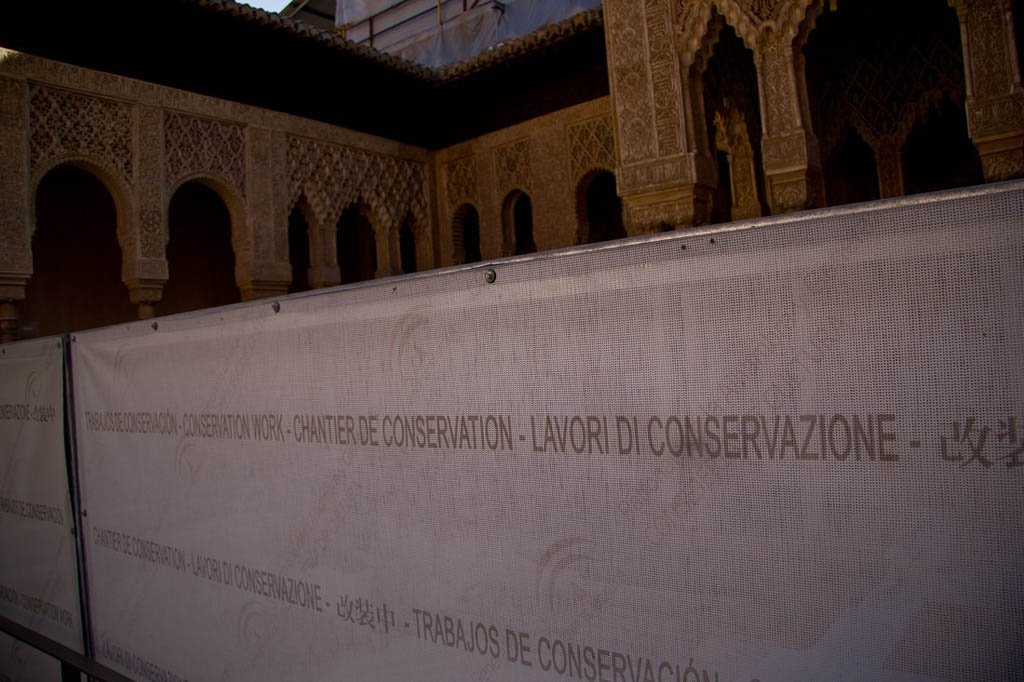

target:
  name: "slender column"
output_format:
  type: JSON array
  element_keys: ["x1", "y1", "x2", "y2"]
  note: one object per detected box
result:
[
  {"x1": 374, "y1": 218, "x2": 400, "y2": 278},
  {"x1": 757, "y1": 34, "x2": 824, "y2": 214},
  {"x1": 306, "y1": 211, "x2": 341, "y2": 289},
  {"x1": 123, "y1": 104, "x2": 168, "y2": 317},
  {"x1": 876, "y1": 142, "x2": 905, "y2": 198}
]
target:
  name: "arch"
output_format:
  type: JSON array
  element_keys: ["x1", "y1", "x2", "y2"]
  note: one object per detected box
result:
[
  {"x1": 700, "y1": 21, "x2": 767, "y2": 221},
  {"x1": 804, "y1": 0, "x2": 968, "y2": 203},
  {"x1": 501, "y1": 190, "x2": 535, "y2": 256},
  {"x1": 451, "y1": 203, "x2": 482, "y2": 264},
  {"x1": 22, "y1": 164, "x2": 137, "y2": 337},
  {"x1": 287, "y1": 195, "x2": 315, "y2": 293},
  {"x1": 395, "y1": 206, "x2": 433, "y2": 275},
  {"x1": 902, "y1": 97, "x2": 984, "y2": 195},
  {"x1": 31, "y1": 155, "x2": 136, "y2": 266},
  {"x1": 161, "y1": 180, "x2": 240, "y2": 315},
  {"x1": 336, "y1": 201, "x2": 378, "y2": 284},
  {"x1": 575, "y1": 169, "x2": 626, "y2": 245},
  {"x1": 167, "y1": 173, "x2": 248, "y2": 260},
  {"x1": 824, "y1": 125, "x2": 880, "y2": 206}
]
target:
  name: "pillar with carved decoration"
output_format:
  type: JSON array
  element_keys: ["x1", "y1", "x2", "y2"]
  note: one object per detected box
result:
[
  {"x1": 0, "y1": 75, "x2": 30, "y2": 342},
  {"x1": 951, "y1": 0, "x2": 1024, "y2": 182},
  {"x1": 756, "y1": 25, "x2": 825, "y2": 214},
  {"x1": 604, "y1": 0, "x2": 716, "y2": 234}
]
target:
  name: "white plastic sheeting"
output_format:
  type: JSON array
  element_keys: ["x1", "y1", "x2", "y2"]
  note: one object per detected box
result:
[
  {"x1": 335, "y1": 0, "x2": 395, "y2": 26},
  {"x1": 67, "y1": 182, "x2": 1024, "y2": 682},
  {"x1": 339, "y1": 0, "x2": 603, "y2": 65},
  {"x1": 0, "y1": 337, "x2": 82, "y2": 658}
]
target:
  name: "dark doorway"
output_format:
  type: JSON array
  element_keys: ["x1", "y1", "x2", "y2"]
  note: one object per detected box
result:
[
  {"x1": 399, "y1": 221, "x2": 417, "y2": 274},
  {"x1": 162, "y1": 181, "x2": 239, "y2": 315},
  {"x1": 23, "y1": 164, "x2": 135, "y2": 336},
  {"x1": 584, "y1": 171, "x2": 626, "y2": 244},
  {"x1": 287, "y1": 204, "x2": 311, "y2": 293},
  {"x1": 337, "y1": 204, "x2": 377, "y2": 283}
]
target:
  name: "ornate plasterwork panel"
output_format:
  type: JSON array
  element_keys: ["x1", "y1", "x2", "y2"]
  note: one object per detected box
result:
[
  {"x1": 606, "y1": 1, "x2": 657, "y2": 163},
  {"x1": 646, "y1": 0, "x2": 685, "y2": 156},
  {"x1": 0, "y1": 76, "x2": 29, "y2": 275},
  {"x1": 950, "y1": 0, "x2": 1014, "y2": 100},
  {"x1": 287, "y1": 136, "x2": 428, "y2": 231},
  {"x1": 164, "y1": 112, "x2": 246, "y2": 197},
  {"x1": 29, "y1": 84, "x2": 133, "y2": 184},
  {"x1": 494, "y1": 139, "x2": 531, "y2": 194},
  {"x1": 676, "y1": 0, "x2": 821, "y2": 67},
  {"x1": 444, "y1": 155, "x2": 477, "y2": 209},
  {"x1": 567, "y1": 115, "x2": 616, "y2": 180},
  {"x1": 970, "y1": 94, "x2": 1024, "y2": 137},
  {"x1": 136, "y1": 105, "x2": 165, "y2": 258}
]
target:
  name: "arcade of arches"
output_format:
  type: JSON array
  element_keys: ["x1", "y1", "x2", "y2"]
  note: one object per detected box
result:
[{"x1": 2, "y1": 0, "x2": 1022, "y2": 342}]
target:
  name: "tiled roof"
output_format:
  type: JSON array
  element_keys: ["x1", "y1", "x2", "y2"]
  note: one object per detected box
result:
[{"x1": 190, "y1": 0, "x2": 604, "y2": 83}]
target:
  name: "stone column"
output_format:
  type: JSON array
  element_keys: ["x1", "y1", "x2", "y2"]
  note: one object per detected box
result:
[
  {"x1": 374, "y1": 218, "x2": 400, "y2": 278},
  {"x1": 306, "y1": 210, "x2": 341, "y2": 289},
  {"x1": 125, "y1": 103, "x2": 168, "y2": 319},
  {"x1": 756, "y1": 34, "x2": 824, "y2": 214},
  {"x1": 717, "y1": 109, "x2": 763, "y2": 220},
  {"x1": 875, "y1": 141, "x2": 905, "y2": 198},
  {"x1": 240, "y1": 126, "x2": 291, "y2": 301},
  {"x1": 604, "y1": 0, "x2": 715, "y2": 233},
  {"x1": 0, "y1": 75, "x2": 31, "y2": 342},
  {"x1": 952, "y1": 0, "x2": 1024, "y2": 181},
  {"x1": 232, "y1": 127, "x2": 289, "y2": 301}
]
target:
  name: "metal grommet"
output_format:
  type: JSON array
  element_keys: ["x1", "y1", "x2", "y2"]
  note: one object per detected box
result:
[
  {"x1": 272, "y1": 301, "x2": 281, "y2": 313},
  {"x1": 484, "y1": 269, "x2": 497, "y2": 284},
  {"x1": 151, "y1": 322, "x2": 159, "y2": 331}
]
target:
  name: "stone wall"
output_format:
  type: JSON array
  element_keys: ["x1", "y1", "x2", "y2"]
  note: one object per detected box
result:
[
  {"x1": 435, "y1": 97, "x2": 615, "y2": 266},
  {"x1": 0, "y1": 49, "x2": 434, "y2": 338}
]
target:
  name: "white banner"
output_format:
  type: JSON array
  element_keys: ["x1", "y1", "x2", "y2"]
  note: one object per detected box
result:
[
  {"x1": 0, "y1": 337, "x2": 82, "y2": 657},
  {"x1": 72, "y1": 183, "x2": 1023, "y2": 682},
  {"x1": 0, "y1": 631, "x2": 62, "y2": 682}
]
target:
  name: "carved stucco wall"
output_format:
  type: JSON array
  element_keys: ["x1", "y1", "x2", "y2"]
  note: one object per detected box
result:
[
  {"x1": 949, "y1": 0, "x2": 1024, "y2": 181},
  {"x1": 436, "y1": 97, "x2": 613, "y2": 266},
  {"x1": 287, "y1": 135, "x2": 431, "y2": 282},
  {"x1": 605, "y1": 0, "x2": 827, "y2": 230},
  {"x1": 604, "y1": 0, "x2": 1023, "y2": 230},
  {"x1": 0, "y1": 49, "x2": 433, "y2": 336}
]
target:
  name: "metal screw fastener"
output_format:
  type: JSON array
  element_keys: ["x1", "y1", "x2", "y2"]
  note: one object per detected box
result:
[
  {"x1": 272, "y1": 301, "x2": 281, "y2": 313},
  {"x1": 484, "y1": 269, "x2": 497, "y2": 284}
]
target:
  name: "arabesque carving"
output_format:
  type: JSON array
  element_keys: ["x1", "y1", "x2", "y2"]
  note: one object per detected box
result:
[
  {"x1": 494, "y1": 139, "x2": 531, "y2": 194},
  {"x1": 287, "y1": 136, "x2": 428, "y2": 232},
  {"x1": 675, "y1": 0, "x2": 822, "y2": 68},
  {"x1": 29, "y1": 84, "x2": 133, "y2": 184},
  {"x1": 567, "y1": 115, "x2": 616, "y2": 180},
  {"x1": 164, "y1": 112, "x2": 246, "y2": 196},
  {"x1": 606, "y1": 1, "x2": 656, "y2": 163},
  {"x1": 646, "y1": 0, "x2": 685, "y2": 156},
  {"x1": 444, "y1": 155, "x2": 477, "y2": 208}
]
